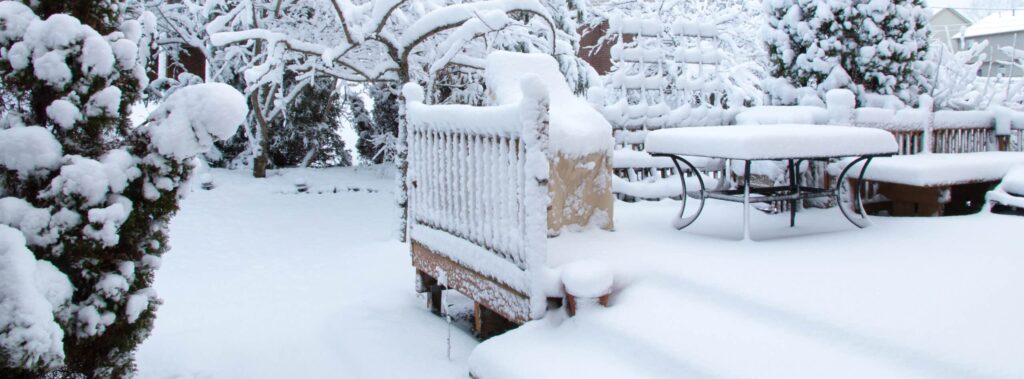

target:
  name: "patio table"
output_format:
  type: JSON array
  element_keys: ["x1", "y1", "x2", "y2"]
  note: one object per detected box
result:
[{"x1": 644, "y1": 124, "x2": 899, "y2": 239}]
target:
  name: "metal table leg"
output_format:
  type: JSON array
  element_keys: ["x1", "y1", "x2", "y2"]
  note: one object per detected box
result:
[
  {"x1": 665, "y1": 155, "x2": 707, "y2": 230},
  {"x1": 836, "y1": 156, "x2": 875, "y2": 228},
  {"x1": 788, "y1": 159, "x2": 797, "y2": 227},
  {"x1": 743, "y1": 160, "x2": 751, "y2": 240}
]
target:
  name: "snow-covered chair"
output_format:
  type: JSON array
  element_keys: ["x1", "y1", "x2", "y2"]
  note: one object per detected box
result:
[{"x1": 404, "y1": 52, "x2": 613, "y2": 337}]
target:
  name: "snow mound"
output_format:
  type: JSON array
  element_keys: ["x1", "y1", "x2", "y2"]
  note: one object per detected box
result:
[
  {"x1": 145, "y1": 83, "x2": 247, "y2": 159},
  {"x1": 0, "y1": 126, "x2": 63, "y2": 178},
  {"x1": 485, "y1": 51, "x2": 612, "y2": 157},
  {"x1": 1000, "y1": 165, "x2": 1024, "y2": 197},
  {"x1": 0, "y1": 224, "x2": 71, "y2": 370},
  {"x1": 561, "y1": 260, "x2": 613, "y2": 298}
]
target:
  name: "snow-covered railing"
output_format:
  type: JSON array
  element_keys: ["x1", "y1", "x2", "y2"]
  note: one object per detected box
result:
[
  {"x1": 403, "y1": 79, "x2": 549, "y2": 323},
  {"x1": 738, "y1": 91, "x2": 1024, "y2": 155}
]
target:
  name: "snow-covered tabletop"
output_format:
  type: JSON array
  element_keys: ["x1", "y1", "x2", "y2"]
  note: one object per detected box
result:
[{"x1": 645, "y1": 124, "x2": 898, "y2": 160}]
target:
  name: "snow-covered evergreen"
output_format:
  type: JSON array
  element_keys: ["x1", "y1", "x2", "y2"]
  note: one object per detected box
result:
[
  {"x1": 763, "y1": 0, "x2": 930, "y2": 105},
  {"x1": 0, "y1": 2, "x2": 246, "y2": 376}
]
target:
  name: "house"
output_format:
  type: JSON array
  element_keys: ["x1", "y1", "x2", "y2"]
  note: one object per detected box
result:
[
  {"x1": 929, "y1": 7, "x2": 972, "y2": 47},
  {"x1": 960, "y1": 12, "x2": 1024, "y2": 76}
]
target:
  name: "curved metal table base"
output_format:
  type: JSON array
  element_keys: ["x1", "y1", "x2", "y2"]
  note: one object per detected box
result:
[
  {"x1": 666, "y1": 155, "x2": 707, "y2": 230},
  {"x1": 651, "y1": 154, "x2": 882, "y2": 233},
  {"x1": 835, "y1": 156, "x2": 875, "y2": 229}
]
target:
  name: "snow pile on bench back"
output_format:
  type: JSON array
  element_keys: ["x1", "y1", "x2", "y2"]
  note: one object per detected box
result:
[
  {"x1": 1001, "y1": 166, "x2": 1024, "y2": 197},
  {"x1": 831, "y1": 152, "x2": 1024, "y2": 187},
  {"x1": 988, "y1": 165, "x2": 1024, "y2": 209},
  {"x1": 485, "y1": 51, "x2": 612, "y2": 157},
  {"x1": 645, "y1": 124, "x2": 898, "y2": 160}
]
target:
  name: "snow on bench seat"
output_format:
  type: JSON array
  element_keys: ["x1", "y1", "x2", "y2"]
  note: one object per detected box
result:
[
  {"x1": 645, "y1": 124, "x2": 898, "y2": 160},
  {"x1": 832, "y1": 152, "x2": 1024, "y2": 187}
]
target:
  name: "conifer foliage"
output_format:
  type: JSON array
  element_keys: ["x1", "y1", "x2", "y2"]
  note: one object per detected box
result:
[
  {"x1": 0, "y1": 1, "x2": 246, "y2": 377},
  {"x1": 763, "y1": 0, "x2": 930, "y2": 104}
]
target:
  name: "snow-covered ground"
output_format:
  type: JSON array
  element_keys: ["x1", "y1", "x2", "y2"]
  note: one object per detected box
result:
[
  {"x1": 474, "y1": 201, "x2": 1024, "y2": 379},
  {"x1": 138, "y1": 167, "x2": 1024, "y2": 378},
  {"x1": 136, "y1": 167, "x2": 477, "y2": 379}
]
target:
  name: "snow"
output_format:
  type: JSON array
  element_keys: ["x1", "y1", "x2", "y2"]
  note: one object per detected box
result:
[
  {"x1": 85, "y1": 85, "x2": 122, "y2": 117},
  {"x1": 128, "y1": 166, "x2": 1024, "y2": 378},
  {"x1": 32, "y1": 50, "x2": 72, "y2": 87},
  {"x1": 1000, "y1": 165, "x2": 1024, "y2": 197},
  {"x1": 471, "y1": 199, "x2": 1024, "y2": 378},
  {"x1": 46, "y1": 99, "x2": 81, "y2": 129},
  {"x1": 645, "y1": 124, "x2": 898, "y2": 160},
  {"x1": 0, "y1": 1, "x2": 36, "y2": 45},
  {"x1": 0, "y1": 125, "x2": 63, "y2": 178},
  {"x1": 960, "y1": 12, "x2": 1024, "y2": 39},
  {"x1": 485, "y1": 51, "x2": 613, "y2": 157},
  {"x1": 145, "y1": 83, "x2": 248, "y2": 160},
  {"x1": 0, "y1": 224, "x2": 71, "y2": 370},
  {"x1": 136, "y1": 167, "x2": 477, "y2": 378},
  {"x1": 735, "y1": 106, "x2": 828, "y2": 125},
  {"x1": 80, "y1": 35, "x2": 114, "y2": 77},
  {"x1": 560, "y1": 260, "x2": 613, "y2": 298},
  {"x1": 832, "y1": 152, "x2": 1024, "y2": 187}
]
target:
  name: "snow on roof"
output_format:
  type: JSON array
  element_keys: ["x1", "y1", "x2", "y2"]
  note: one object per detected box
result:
[
  {"x1": 961, "y1": 12, "x2": 1024, "y2": 39},
  {"x1": 484, "y1": 51, "x2": 612, "y2": 157},
  {"x1": 929, "y1": 7, "x2": 972, "y2": 24}
]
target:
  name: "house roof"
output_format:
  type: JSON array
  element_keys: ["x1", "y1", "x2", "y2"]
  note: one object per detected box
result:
[
  {"x1": 962, "y1": 12, "x2": 1024, "y2": 39},
  {"x1": 930, "y1": 7, "x2": 973, "y2": 25}
]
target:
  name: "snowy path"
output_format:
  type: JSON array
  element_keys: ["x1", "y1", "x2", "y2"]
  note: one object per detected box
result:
[
  {"x1": 136, "y1": 168, "x2": 477, "y2": 379},
  {"x1": 472, "y1": 201, "x2": 1024, "y2": 379}
]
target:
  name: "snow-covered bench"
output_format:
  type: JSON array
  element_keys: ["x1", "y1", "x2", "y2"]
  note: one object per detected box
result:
[
  {"x1": 405, "y1": 52, "x2": 613, "y2": 337},
  {"x1": 988, "y1": 166, "x2": 1024, "y2": 215},
  {"x1": 838, "y1": 102, "x2": 1024, "y2": 216},
  {"x1": 834, "y1": 152, "x2": 1024, "y2": 216}
]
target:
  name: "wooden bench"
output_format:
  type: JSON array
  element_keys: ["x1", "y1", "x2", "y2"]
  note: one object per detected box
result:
[{"x1": 843, "y1": 126, "x2": 1024, "y2": 216}]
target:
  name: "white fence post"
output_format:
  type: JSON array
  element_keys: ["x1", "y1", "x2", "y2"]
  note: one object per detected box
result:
[
  {"x1": 920, "y1": 95, "x2": 934, "y2": 154},
  {"x1": 519, "y1": 75, "x2": 551, "y2": 318}
]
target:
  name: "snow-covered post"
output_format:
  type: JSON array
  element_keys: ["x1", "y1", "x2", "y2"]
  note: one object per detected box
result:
[
  {"x1": 518, "y1": 75, "x2": 550, "y2": 319},
  {"x1": 826, "y1": 89, "x2": 856, "y2": 126},
  {"x1": 919, "y1": 95, "x2": 934, "y2": 154},
  {"x1": 992, "y1": 105, "x2": 1013, "y2": 151}
]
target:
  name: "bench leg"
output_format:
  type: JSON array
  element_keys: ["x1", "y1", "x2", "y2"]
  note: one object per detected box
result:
[
  {"x1": 417, "y1": 270, "x2": 444, "y2": 315},
  {"x1": 474, "y1": 302, "x2": 516, "y2": 339}
]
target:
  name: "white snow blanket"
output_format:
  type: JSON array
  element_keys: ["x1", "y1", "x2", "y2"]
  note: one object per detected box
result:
[
  {"x1": 645, "y1": 124, "x2": 898, "y2": 160},
  {"x1": 831, "y1": 152, "x2": 1024, "y2": 187},
  {"x1": 485, "y1": 51, "x2": 612, "y2": 157}
]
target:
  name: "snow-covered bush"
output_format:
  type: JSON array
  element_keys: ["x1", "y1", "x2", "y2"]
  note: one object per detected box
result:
[
  {"x1": 0, "y1": 2, "x2": 246, "y2": 377},
  {"x1": 763, "y1": 0, "x2": 930, "y2": 105}
]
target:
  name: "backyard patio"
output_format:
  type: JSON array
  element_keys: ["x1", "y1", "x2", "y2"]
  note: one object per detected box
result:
[{"x1": 136, "y1": 168, "x2": 1024, "y2": 378}]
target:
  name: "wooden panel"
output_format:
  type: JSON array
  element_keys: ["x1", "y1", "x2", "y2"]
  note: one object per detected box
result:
[{"x1": 411, "y1": 241, "x2": 532, "y2": 324}]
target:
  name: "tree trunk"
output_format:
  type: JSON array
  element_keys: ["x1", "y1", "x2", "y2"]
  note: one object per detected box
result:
[
  {"x1": 250, "y1": 91, "x2": 270, "y2": 178},
  {"x1": 396, "y1": 70, "x2": 410, "y2": 242}
]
